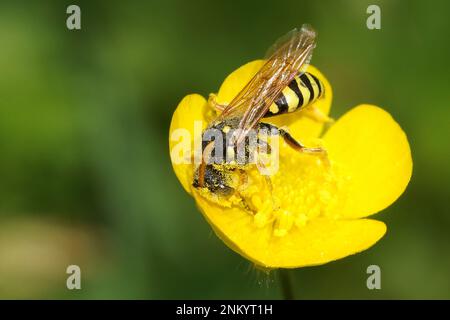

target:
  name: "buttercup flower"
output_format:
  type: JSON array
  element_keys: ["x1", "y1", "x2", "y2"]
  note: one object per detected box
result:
[{"x1": 169, "y1": 60, "x2": 412, "y2": 268}]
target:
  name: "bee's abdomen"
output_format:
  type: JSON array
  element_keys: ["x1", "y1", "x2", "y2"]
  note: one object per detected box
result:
[{"x1": 265, "y1": 72, "x2": 324, "y2": 117}]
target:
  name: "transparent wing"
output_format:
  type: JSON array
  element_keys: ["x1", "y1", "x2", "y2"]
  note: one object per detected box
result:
[{"x1": 218, "y1": 24, "x2": 317, "y2": 144}]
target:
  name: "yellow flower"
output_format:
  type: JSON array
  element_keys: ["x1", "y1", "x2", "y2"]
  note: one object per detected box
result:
[{"x1": 169, "y1": 60, "x2": 412, "y2": 268}]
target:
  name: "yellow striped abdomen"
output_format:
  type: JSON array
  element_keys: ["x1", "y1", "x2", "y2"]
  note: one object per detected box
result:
[{"x1": 265, "y1": 72, "x2": 324, "y2": 117}]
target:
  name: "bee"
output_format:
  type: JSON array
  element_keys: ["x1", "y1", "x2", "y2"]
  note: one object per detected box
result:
[{"x1": 193, "y1": 24, "x2": 327, "y2": 200}]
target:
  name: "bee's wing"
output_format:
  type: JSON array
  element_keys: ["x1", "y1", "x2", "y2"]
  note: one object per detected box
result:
[{"x1": 218, "y1": 25, "x2": 317, "y2": 144}]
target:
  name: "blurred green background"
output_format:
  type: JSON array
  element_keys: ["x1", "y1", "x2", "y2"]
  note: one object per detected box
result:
[{"x1": 0, "y1": 0, "x2": 449, "y2": 299}]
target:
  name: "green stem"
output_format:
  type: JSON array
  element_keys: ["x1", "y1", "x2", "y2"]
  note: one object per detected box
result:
[{"x1": 278, "y1": 269, "x2": 295, "y2": 300}]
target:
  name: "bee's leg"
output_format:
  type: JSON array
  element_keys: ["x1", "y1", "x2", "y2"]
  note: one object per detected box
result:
[
  {"x1": 257, "y1": 137, "x2": 272, "y2": 154},
  {"x1": 278, "y1": 129, "x2": 326, "y2": 154},
  {"x1": 256, "y1": 123, "x2": 275, "y2": 155},
  {"x1": 233, "y1": 169, "x2": 256, "y2": 214},
  {"x1": 302, "y1": 106, "x2": 334, "y2": 124},
  {"x1": 198, "y1": 160, "x2": 207, "y2": 188},
  {"x1": 239, "y1": 168, "x2": 249, "y2": 186},
  {"x1": 278, "y1": 126, "x2": 330, "y2": 166},
  {"x1": 254, "y1": 153, "x2": 276, "y2": 208},
  {"x1": 259, "y1": 122, "x2": 326, "y2": 154},
  {"x1": 255, "y1": 129, "x2": 275, "y2": 181},
  {"x1": 208, "y1": 93, "x2": 228, "y2": 111}
]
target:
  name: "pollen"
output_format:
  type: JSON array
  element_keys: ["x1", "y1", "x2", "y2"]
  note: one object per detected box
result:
[
  {"x1": 223, "y1": 126, "x2": 231, "y2": 133},
  {"x1": 239, "y1": 139, "x2": 348, "y2": 237}
]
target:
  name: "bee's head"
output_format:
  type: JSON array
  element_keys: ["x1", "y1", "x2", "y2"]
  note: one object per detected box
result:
[{"x1": 193, "y1": 164, "x2": 235, "y2": 196}]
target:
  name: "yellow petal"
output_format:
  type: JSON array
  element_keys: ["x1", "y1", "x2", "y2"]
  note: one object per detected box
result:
[
  {"x1": 169, "y1": 94, "x2": 208, "y2": 194},
  {"x1": 194, "y1": 192, "x2": 386, "y2": 268},
  {"x1": 324, "y1": 105, "x2": 412, "y2": 218},
  {"x1": 216, "y1": 60, "x2": 332, "y2": 140}
]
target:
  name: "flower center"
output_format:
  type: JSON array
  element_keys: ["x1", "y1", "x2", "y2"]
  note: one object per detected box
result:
[{"x1": 239, "y1": 138, "x2": 348, "y2": 237}]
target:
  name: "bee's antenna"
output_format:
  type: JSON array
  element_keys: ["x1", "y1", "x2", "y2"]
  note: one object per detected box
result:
[
  {"x1": 198, "y1": 160, "x2": 206, "y2": 188},
  {"x1": 199, "y1": 141, "x2": 215, "y2": 188}
]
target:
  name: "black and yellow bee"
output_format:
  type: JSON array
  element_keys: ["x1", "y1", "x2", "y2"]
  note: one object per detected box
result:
[
  {"x1": 265, "y1": 71, "x2": 324, "y2": 117},
  {"x1": 193, "y1": 24, "x2": 327, "y2": 198}
]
